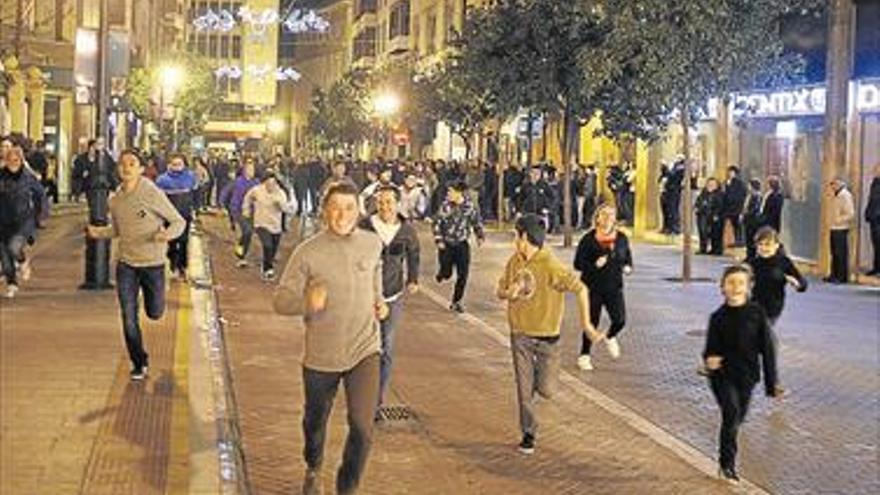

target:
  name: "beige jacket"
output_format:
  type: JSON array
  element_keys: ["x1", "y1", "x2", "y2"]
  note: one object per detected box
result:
[
  {"x1": 831, "y1": 187, "x2": 855, "y2": 230},
  {"x1": 243, "y1": 184, "x2": 295, "y2": 234}
]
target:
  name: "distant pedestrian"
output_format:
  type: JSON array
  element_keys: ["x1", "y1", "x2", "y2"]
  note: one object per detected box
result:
[
  {"x1": 0, "y1": 145, "x2": 45, "y2": 298},
  {"x1": 864, "y1": 164, "x2": 880, "y2": 276},
  {"x1": 433, "y1": 180, "x2": 485, "y2": 313},
  {"x1": 573, "y1": 204, "x2": 633, "y2": 371},
  {"x1": 743, "y1": 179, "x2": 763, "y2": 259},
  {"x1": 703, "y1": 264, "x2": 783, "y2": 484},
  {"x1": 220, "y1": 159, "x2": 260, "y2": 268},
  {"x1": 274, "y1": 182, "x2": 387, "y2": 495},
  {"x1": 746, "y1": 227, "x2": 807, "y2": 326},
  {"x1": 825, "y1": 178, "x2": 855, "y2": 284},
  {"x1": 86, "y1": 150, "x2": 186, "y2": 380},
  {"x1": 358, "y1": 186, "x2": 420, "y2": 408},
  {"x1": 498, "y1": 214, "x2": 604, "y2": 455},
  {"x1": 696, "y1": 178, "x2": 724, "y2": 255},
  {"x1": 761, "y1": 176, "x2": 784, "y2": 233},
  {"x1": 242, "y1": 171, "x2": 295, "y2": 281},
  {"x1": 156, "y1": 153, "x2": 198, "y2": 280},
  {"x1": 722, "y1": 166, "x2": 748, "y2": 247}
]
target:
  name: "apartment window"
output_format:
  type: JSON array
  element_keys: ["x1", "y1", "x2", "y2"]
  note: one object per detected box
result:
[
  {"x1": 357, "y1": 0, "x2": 378, "y2": 18},
  {"x1": 209, "y1": 35, "x2": 219, "y2": 58},
  {"x1": 389, "y1": 1, "x2": 410, "y2": 40},
  {"x1": 197, "y1": 34, "x2": 208, "y2": 56},
  {"x1": 427, "y1": 12, "x2": 437, "y2": 54},
  {"x1": 187, "y1": 35, "x2": 196, "y2": 53},
  {"x1": 353, "y1": 27, "x2": 377, "y2": 61},
  {"x1": 220, "y1": 36, "x2": 230, "y2": 58},
  {"x1": 231, "y1": 35, "x2": 242, "y2": 59},
  {"x1": 230, "y1": 77, "x2": 241, "y2": 95}
]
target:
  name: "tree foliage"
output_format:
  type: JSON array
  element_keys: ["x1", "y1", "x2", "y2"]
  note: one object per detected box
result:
[{"x1": 306, "y1": 69, "x2": 373, "y2": 151}]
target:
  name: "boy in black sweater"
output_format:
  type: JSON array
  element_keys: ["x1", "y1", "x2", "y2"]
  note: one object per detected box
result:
[
  {"x1": 746, "y1": 226, "x2": 807, "y2": 326},
  {"x1": 703, "y1": 264, "x2": 783, "y2": 484}
]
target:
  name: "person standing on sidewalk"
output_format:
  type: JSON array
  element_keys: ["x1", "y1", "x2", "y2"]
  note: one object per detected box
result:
[
  {"x1": 761, "y1": 175, "x2": 784, "y2": 233},
  {"x1": 0, "y1": 145, "x2": 45, "y2": 298},
  {"x1": 696, "y1": 178, "x2": 724, "y2": 256},
  {"x1": 722, "y1": 166, "x2": 748, "y2": 247},
  {"x1": 220, "y1": 159, "x2": 260, "y2": 268},
  {"x1": 156, "y1": 153, "x2": 197, "y2": 281},
  {"x1": 243, "y1": 171, "x2": 296, "y2": 281},
  {"x1": 703, "y1": 264, "x2": 783, "y2": 484},
  {"x1": 573, "y1": 204, "x2": 633, "y2": 371},
  {"x1": 433, "y1": 180, "x2": 485, "y2": 313},
  {"x1": 86, "y1": 149, "x2": 186, "y2": 380},
  {"x1": 497, "y1": 214, "x2": 604, "y2": 454},
  {"x1": 743, "y1": 179, "x2": 764, "y2": 260},
  {"x1": 273, "y1": 182, "x2": 388, "y2": 495},
  {"x1": 825, "y1": 178, "x2": 855, "y2": 284},
  {"x1": 864, "y1": 164, "x2": 880, "y2": 276},
  {"x1": 358, "y1": 186, "x2": 420, "y2": 408}
]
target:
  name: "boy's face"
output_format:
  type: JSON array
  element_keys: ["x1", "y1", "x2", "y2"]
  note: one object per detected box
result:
[
  {"x1": 722, "y1": 272, "x2": 750, "y2": 306},
  {"x1": 756, "y1": 238, "x2": 779, "y2": 258},
  {"x1": 448, "y1": 188, "x2": 464, "y2": 204}
]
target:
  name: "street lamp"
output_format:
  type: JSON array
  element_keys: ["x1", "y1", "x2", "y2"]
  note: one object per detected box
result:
[
  {"x1": 158, "y1": 64, "x2": 185, "y2": 150},
  {"x1": 267, "y1": 117, "x2": 285, "y2": 135},
  {"x1": 373, "y1": 91, "x2": 401, "y2": 157}
]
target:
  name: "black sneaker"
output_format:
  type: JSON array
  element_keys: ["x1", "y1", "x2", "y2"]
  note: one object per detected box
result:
[
  {"x1": 718, "y1": 466, "x2": 740, "y2": 484},
  {"x1": 130, "y1": 366, "x2": 147, "y2": 381},
  {"x1": 518, "y1": 433, "x2": 535, "y2": 455},
  {"x1": 450, "y1": 302, "x2": 464, "y2": 313}
]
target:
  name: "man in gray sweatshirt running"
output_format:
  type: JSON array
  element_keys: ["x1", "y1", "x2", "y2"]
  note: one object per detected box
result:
[{"x1": 274, "y1": 182, "x2": 388, "y2": 495}]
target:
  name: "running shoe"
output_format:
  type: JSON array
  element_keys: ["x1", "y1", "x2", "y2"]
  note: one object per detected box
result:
[
  {"x1": 606, "y1": 337, "x2": 621, "y2": 359},
  {"x1": 450, "y1": 301, "x2": 464, "y2": 313},
  {"x1": 19, "y1": 260, "x2": 31, "y2": 282},
  {"x1": 236, "y1": 259, "x2": 249, "y2": 268},
  {"x1": 517, "y1": 433, "x2": 535, "y2": 455},
  {"x1": 130, "y1": 366, "x2": 147, "y2": 381},
  {"x1": 577, "y1": 354, "x2": 594, "y2": 371},
  {"x1": 718, "y1": 466, "x2": 740, "y2": 484},
  {"x1": 5, "y1": 284, "x2": 19, "y2": 299},
  {"x1": 302, "y1": 468, "x2": 322, "y2": 495}
]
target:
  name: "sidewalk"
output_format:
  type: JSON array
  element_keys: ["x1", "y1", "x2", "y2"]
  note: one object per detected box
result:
[
  {"x1": 202, "y1": 216, "x2": 731, "y2": 494},
  {"x1": 0, "y1": 213, "x2": 221, "y2": 494}
]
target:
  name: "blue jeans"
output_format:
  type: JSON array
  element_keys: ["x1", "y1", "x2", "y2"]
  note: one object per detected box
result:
[
  {"x1": 378, "y1": 298, "x2": 404, "y2": 405},
  {"x1": 116, "y1": 262, "x2": 166, "y2": 369},
  {"x1": 0, "y1": 234, "x2": 27, "y2": 285}
]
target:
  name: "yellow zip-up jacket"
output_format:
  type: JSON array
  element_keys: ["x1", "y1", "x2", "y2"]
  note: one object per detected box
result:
[{"x1": 498, "y1": 248, "x2": 585, "y2": 338}]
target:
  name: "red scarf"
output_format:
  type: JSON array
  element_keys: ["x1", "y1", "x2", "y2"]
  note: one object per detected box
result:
[{"x1": 595, "y1": 228, "x2": 618, "y2": 250}]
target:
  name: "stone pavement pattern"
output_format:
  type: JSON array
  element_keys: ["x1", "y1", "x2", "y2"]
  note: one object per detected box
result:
[
  {"x1": 204, "y1": 216, "x2": 729, "y2": 495},
  {"x1": 436, "y1": 229, "x2": 880, "y2": 495},
  {"x1": 0, "y1": 213, "x2": 207, "y2": 495}
]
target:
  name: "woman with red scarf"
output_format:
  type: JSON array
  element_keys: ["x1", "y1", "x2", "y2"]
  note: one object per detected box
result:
[{"x1": 573, "y1": 204, "x2": 633, "y2": 371}]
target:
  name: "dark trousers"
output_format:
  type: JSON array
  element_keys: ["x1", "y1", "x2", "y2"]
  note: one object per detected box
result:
[
  {"x1": 255, "y1": 227, "x2": 281, "y2": 272},
  {"x1": 116, "y1": 263, "x2": 165, "y2": 369},
  {"x1": 0, "y1": 234, "x2": 27, "y2": 285},
  {"x1": 830, "y1": 229, "x2": 849, "y2": 282},
  {"x1": 581, "y1": 288, "x2": 626, "y2": 355},
  {"x1": 726, "y1": 215, "x2": 743, "y2": 246},
  {"x1": 235, "y1": 217, "x2": 253, "y2": 259},
  {"x1": 709, "y1": 374, "x2": 755, "y2": 470},
  {"x1": 303, "y1": 354, "x2": 380, "y2": 495},
  {"x1": 581, "y1": 197, "x2": 596, "y2": 229},
  {"x1": 668, "y1": 195, "x2": 682, "y2": 234},
  {"x1": 166, "y1": 219, "x2": 191, "y2": 274},
  {"x1": 437, "y1": 241, "x2": 470, "y2": 303},
  {"x1": 870, "y1": 222, "x2": 880, "y2": 273}
]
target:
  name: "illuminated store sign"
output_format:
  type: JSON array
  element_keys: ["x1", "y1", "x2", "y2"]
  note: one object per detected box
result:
[{"x1": 709, "y1": 81, "x2": 880, "y2": 118}]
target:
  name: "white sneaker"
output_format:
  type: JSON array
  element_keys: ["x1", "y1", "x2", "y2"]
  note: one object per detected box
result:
[
  {"x1": 19, "y1": 260, "x2": 31, "y2": 282},
  {"x1": 577, "y1": 355, "x2": 594, "y2": 371},
  {"x1": 5, "y1": 285, "x2": 19, "y2": 299},
  {"x1": 606, "y1": 337, "x2": 621, "y2": 359},
  {"x1": 236, "y1": 259, "x2": 248, "y2": 268}
]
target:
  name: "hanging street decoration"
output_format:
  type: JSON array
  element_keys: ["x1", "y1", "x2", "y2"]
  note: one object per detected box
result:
[
  {"x1": 192, "y1": 5, "x2": 330, "y2": 36},
  {"x1": 215, "y1": 64, "x2": 302, "y2": 83}
]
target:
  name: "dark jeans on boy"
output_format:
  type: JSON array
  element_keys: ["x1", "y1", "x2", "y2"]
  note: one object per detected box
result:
[
  {"x1": 437, "y1": 241, "x2": 470, "y2": 303},
  {"x1": 511, "y1": 334, "x2": 560, "y2": 436},
  {"x1": 235, "y1": 216, "x2": 253, "y2": 259},
  {"x1": 116, "y1": 262, "x2": 165, "y2": 370},
  {"x1": 709, "y1": 373, "x2": 755, "y2": 471},
  {"x1": 166, "y1": 219, "x2": 191, "y2": 275},
  {"x1": 255, "y1": 227, "x2": 281, "y2": 272},
  {"x1": 0, "y1": 234, "x2": 27, "y2": 285},
  {"x1": 581, "y1": 288, "x2": 625, "y2": 355},
  {"x1": 378, "y1": 298, "x2": 404, "y2": 405},
  {"x1": 303, "y1": 354, "x2": 380, "y2": 495}
]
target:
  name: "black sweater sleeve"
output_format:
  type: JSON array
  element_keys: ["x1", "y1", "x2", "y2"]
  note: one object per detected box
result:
[
  {"x1": 617, "y1": 234, "x2": 633, "y2": 268},
  {"x1": 783, "y1": 256, "x2": 808, "y2": 293},
  {"x1": 703, "y1": 312, "x2": 723, "y2": 359},
  {"x1": 573, "y1": 233, "x2": 598, "y2": 275}
]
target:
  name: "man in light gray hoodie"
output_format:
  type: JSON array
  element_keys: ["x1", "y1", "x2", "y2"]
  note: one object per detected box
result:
[{"x1": 274, "y1": 182, "x2": 388, "y2": 495}]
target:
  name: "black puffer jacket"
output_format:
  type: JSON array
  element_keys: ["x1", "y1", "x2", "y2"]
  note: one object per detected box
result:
[
  {"x1": 0, "y1": 168, "x2": 45, "y2": 240},
  {"x1": 359, "y1": 215, "x2": 421, "y2": 299}
]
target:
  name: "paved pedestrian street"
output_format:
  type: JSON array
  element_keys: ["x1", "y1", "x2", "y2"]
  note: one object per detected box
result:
[{"x1": 1, "y1": 212, "x2": 877, "y2": 494}]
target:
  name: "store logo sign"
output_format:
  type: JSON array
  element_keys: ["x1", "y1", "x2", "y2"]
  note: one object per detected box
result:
[
  {"x1": 857, "y1": 82, "x2": 880, "y2": 111},
  {"x1": 733, "y1": 87, "x2": 827, "y2": 117}
]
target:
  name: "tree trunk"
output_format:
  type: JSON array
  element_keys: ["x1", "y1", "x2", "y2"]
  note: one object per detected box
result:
[
  {"x1": 681, "y1": 109, "x2": 693, "y2": 282},
  {"x1": 562, "y1": 107, "x2": 578, "y2": 248},
  {"x1": 526, "y1": 112, "x2": 534, "y2": 167}
]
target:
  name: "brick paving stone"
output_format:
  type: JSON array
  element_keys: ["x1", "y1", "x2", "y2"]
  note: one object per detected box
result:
[
  {"x1": 441, "y1": 231, "x2": 880, "y2": 495},
  {"x1": 204, "y1": 217, "x2": 729, "y2": 495}
]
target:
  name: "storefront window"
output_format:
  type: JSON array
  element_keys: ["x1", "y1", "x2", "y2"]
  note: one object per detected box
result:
[
  {"x1": 738, "y1": 117, "x2": 824, "y2": 261},
  {"x1": 858, "y1": 113, "x2": 880, "y2": 270}
]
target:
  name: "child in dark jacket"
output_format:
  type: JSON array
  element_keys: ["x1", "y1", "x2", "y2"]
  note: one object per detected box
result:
[
  {"x1": 573, "y1": 204, "x2": 632, "y2": 371},
  {"x1": 746, "y1": 227, "x2": 807, "y2": 325},
  {"x1": 703, "y1": 264, "x2": 783, "y2": 484}
]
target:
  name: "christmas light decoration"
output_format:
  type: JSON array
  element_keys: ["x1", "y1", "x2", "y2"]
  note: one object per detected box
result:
[
  {"x1": 193, "y1": 8, "x2": 236, "y2": 32},
  {"x1": 214, "y1": 65, "x2": 303, "y2": 83},
  {"x1": 282, "y1": 9, "x2": 330, "y2": 34}
]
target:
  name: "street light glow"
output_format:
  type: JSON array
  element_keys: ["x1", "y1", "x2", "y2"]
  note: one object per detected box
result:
[
  {"x1": 160, "y1": 65, "x2": 185, "y2": 91},
  {"x1": 267, "y1": 117, "x2": 285, "y2": 134},
  {"x1": 373, "y1": 92, "x2": 401, "y2": 116}
]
